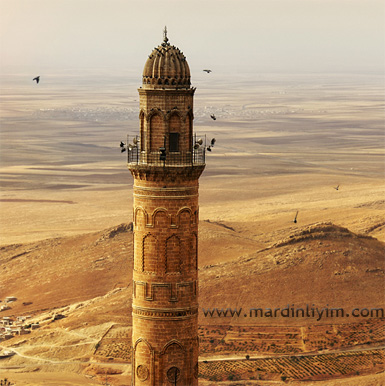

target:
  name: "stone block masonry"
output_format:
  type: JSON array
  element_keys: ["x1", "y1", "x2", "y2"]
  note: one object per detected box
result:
[{"x1": 127, "y1": 30, "x2": 204, "y2": 386}]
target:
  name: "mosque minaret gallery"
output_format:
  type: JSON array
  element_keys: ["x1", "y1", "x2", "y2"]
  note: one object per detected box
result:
[{"x1": 126, "y1": 29, "x2": 205, "y2": 385}]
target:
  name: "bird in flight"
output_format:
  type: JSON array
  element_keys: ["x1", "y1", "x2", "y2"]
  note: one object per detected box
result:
[
  {"x1": 293, "y1": 211, "x2": 298, "y2": 223},
  {"x1": 334, "y1": 184, "x2": 340, "y2": 190},
  {"x1": 33, "y1": 76, "x2": 40, "y2": 84},
  {"x1": 210, "y1": 114, "x2": 216, "y2": 120},
  {"x1": 203, "y1": 69, "x2": 212, "y2": 73}
]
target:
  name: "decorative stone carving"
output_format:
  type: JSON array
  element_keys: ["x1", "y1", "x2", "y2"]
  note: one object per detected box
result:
[
  {"x1": 133, "y1": 280, "x2": 197, "y2": 302},
  {"x1": 167, "y1": 366, "x2": 180, "y2": 383},
  {"x1": 136, "y1": 364, "x2": 149, "y2": 381},
  {"x1": 133, "y1": 305, "x2": 198, "y2": 319}
]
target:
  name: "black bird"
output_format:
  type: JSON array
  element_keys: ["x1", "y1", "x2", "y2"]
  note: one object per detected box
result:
[
  {"x1": 32, "y1": 76, "x2": 40, "y2": 84},
  {"x1": 120, "y1": 141, "x2": 126, "y2": 153},
  {"x1": 293, "y1": 211, "x2": 298, "y2": 224},
  {"x1": 210, "y1": 114, "x2": 216, "y2": 120},
  {"x1": 207, "y1": 146, "x2": 212, "y2": 152},
  {"x1": 210, "y1": 138, "x2": 216, "y2": 147},
  {"x1": 203, "y1": 69, "x2": 212, "y2": 73},
  {"x1": 334, "y1": 184, "x2": 340, "y2": 190}
]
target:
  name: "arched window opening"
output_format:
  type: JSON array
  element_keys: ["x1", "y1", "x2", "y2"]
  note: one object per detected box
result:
[{"x1": 169, "y1": 133, "x2": 179, "y2": 152}]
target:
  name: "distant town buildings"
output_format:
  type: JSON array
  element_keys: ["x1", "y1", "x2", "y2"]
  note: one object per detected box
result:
[
  {"x1": 0, "y1": 316, "x2": 36, "y2": 341},
  {"x1": 0, "y1": 297, "x2": 39, "y2": 342}
]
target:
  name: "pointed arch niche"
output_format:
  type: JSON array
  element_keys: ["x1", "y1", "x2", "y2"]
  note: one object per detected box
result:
[
  {"x1": 166, "y1": 235, "x2": 181, "y2": 274},
  {"x1": 149, "y1": 113, "x2": 164, "y2": 151},
  {"x1": 160, "y1": 340, "x2": 186, "y2": 385},
  {"x1": 152, "y1": 209, "x2": 169, "y2": 228},
  {"x1": 133, "y1": 339, "x2": 154, "y2": 385},
  {"x1": 135, "y1": 207, "x2": 147, "y2": 227},
  {"x1": 177, "y1": 207, "x2": 193, "y2": 228},
  {"x1": 139, "y1": 111, "x2": 146, "y2": 151},
  {"x1": 191, "y1": 232, "x2": 198, "y2": 270},
  {"x1": 143, "y1": 234, "x2": 158, "y2": 273},
  {"x1": 168, "y1": 113, "x2": 182, "y2": 152}
]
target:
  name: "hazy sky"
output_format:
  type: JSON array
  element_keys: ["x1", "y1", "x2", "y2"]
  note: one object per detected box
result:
[{"x1": 1, "y1": 0, "x2": 384, "y2": 75}]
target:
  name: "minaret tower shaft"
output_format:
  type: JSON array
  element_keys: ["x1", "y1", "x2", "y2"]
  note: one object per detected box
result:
[{"x1": 128, "y1": 30, "x2": 205, "y2": 386}]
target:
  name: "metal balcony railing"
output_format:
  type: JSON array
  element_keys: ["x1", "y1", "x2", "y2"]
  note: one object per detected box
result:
[{"x1": 125, "y1": 135, "x2": 206, "y2": 167}]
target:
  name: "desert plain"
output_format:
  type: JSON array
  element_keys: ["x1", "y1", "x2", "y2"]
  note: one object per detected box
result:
[{"x1": 0, "y1": 69, "x2": 384, "y2": 385}]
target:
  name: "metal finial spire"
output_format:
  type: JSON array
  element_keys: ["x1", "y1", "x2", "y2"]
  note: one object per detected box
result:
[{"x1": 163, "y1": 26, "x2": 169, "y2": 44}]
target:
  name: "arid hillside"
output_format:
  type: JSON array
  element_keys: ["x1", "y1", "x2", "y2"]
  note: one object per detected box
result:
[
  {"x1": 1, "y1": 221, "x2": 384, "y2": 324},
  {"x1": 0, "y1": 221, "x2": 384, "y2": 385},
  {"x1": 199, "y1": 222, "x2": 385, "y2": 323}
]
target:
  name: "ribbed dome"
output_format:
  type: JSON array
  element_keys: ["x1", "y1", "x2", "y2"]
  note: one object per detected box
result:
[{"x1": 142, "y1": 32, "x2": 191, "y2": 89}]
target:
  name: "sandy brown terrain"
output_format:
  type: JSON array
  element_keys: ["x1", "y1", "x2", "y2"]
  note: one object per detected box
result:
[
  {"x1": 0, "y1": 221, "x2": 384, "y2": 384},
  {"x1": 0, "y1": 72, "x2": 384, "y2": 384}
]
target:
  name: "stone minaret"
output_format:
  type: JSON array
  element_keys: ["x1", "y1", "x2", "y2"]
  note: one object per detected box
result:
[{"x1": 127, "y1": 28, "x2": 205, "y2": 386}]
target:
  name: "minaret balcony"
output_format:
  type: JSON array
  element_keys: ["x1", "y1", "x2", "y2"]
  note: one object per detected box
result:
[{"x1": 125, "y1": 136, "x2": 206, "y2": 168}]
